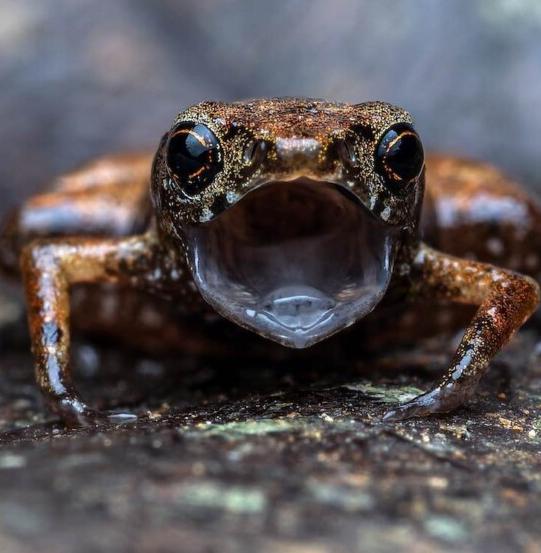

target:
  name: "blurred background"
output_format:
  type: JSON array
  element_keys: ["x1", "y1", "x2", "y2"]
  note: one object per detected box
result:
[{"x1": 1, "y1": 0, "x2": 540, "y2": 212}]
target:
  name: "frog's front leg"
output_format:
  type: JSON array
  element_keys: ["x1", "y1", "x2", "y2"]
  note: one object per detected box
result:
[
  {"x1": 20, "y1": 232, "x2": 167, "y2": 426},
  {"x1": 384, "y1": 243, "x2": 540, "y2": 421}
]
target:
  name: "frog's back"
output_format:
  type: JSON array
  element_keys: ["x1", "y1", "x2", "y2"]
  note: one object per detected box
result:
[
  {"x1": 423, "y1": 154, "x2": 541, "y2": 279},
  {"x1": 0, "y1": 153, "x2": 154, "y2": 274}
]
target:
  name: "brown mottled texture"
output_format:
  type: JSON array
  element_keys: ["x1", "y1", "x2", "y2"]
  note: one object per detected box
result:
[
  {"x1": 1, "y1": 98, "x2": 540, "y2": 425},
  {"x1": 0, "y1": 153, "x2": 153, "y2": 275},
  {"x1": 423, "y1": 154, "x2": 541, "y2": 277}
]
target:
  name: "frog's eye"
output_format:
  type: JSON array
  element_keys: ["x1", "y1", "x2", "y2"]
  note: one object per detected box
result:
[
  {"x1": 166, "y1": 122, "x2": 223, "y2": 195},
  {"x1": 375, "y1": 123, "x2": 424, "y2": 189}
]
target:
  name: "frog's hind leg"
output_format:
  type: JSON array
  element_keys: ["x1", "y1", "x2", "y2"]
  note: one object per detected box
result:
[
  {"x1": 0, "y1": 152, "x2": 154, "y2": 275},
  {"x1": 383, "y1": 243, "x2": 539, "y2": 421},
  {"x1": 423, "y1": 154, "x2": 541, "y2": 279}
]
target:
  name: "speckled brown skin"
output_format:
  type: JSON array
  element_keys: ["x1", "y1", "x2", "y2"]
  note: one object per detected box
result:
[
  {"x1": 1, "y1": 98, "x2": 539, "y2": 426},
  {"x1": 152, "y1": 99, "x2": 420, "y2": 231}
]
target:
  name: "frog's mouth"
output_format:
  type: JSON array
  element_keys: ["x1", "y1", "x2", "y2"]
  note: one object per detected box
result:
[{"x1": 183, "y1": 178, "x2": 397, "y2": 348}]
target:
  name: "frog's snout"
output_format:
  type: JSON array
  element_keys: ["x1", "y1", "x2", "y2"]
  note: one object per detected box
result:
[{"x1": 274, "y1": 137, "x2": 321, "y2": 166}]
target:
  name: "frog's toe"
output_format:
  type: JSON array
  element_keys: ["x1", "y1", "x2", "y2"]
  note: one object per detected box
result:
[
  {"x1": 73, "y1": 409, "x2": 138, "y2": 428},
  {"x1": 382, "y1": 387, "x2": 458, "y2": 422},
  {"x1": 103, "y1": 410, "x2": 138, "y2": 424},
  {"x1": 382, "y1": 401, "x2": 428, "y2": 422},
  {"x1": 55, "y1": 398, "x2": 139, "y2": 427}
]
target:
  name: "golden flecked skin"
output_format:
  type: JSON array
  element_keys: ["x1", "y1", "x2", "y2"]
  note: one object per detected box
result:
[
  {"x1": 152, "y1": 98, "x2": 419, "y2": 231},
  {"x1": 0, "y1": 97, "x2": 539, "y2": 426}
]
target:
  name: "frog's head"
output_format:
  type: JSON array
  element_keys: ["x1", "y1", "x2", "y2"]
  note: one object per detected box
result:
[{"x1": 151, "y1": 98, "x2": 425, "y2": 348}]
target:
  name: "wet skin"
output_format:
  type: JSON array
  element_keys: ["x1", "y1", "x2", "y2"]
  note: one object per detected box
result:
[{"x1": 1, "y1": 98, "x2": 540, "y2": 426}]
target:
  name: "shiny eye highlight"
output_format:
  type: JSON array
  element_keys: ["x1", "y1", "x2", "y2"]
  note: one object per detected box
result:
[
  {"x1": 166, "y1": 122, "x2": 223, "y2": 195},
  {"x1": 375, "y1": 123, "x2": 424, "y2": 188}
]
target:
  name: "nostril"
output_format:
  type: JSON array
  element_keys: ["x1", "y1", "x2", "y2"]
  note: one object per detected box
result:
[
  {"x1": 243, "y1": 139, "x2": 268, "y2": 169},
  {"x1": 337, "y1": 137, "x2": 360, "y2": 168}
]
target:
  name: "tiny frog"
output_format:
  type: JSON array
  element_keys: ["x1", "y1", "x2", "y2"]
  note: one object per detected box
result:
[{"x1": 1, "y1": 98, "x2": 539, "y2": 426}]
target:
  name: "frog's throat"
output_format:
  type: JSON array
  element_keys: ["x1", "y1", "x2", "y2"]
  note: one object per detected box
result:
[{"x1": 183, "y1": 178, "x2": 397, "y2": 348}]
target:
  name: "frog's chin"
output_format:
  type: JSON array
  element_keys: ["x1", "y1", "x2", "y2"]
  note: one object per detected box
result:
[{"x1": 183, "y1": 178, "x2": 397, "y2": 349}]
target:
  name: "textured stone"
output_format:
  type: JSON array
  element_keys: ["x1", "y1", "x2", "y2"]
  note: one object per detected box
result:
[{"x1": 0, "y1": 312, "x2": 539, "y2": 552}]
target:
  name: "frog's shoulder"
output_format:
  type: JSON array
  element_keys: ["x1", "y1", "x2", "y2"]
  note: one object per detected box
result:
[{"x1": 0, "y1": 152, "x2": 154, "y2": 274}]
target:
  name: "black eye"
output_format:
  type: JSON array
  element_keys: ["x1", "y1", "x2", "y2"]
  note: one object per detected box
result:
[
  {"x1": 375, "y1": 123, "x2": 424, "y2": 188},
  {"x1": 166, "y1": 122, "x2": 223, "y2": 195}
]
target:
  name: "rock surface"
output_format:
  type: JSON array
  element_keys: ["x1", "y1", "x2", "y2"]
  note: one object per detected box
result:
[{"x1": 0, "y1": 304, "x2": 539, "y2": 552}]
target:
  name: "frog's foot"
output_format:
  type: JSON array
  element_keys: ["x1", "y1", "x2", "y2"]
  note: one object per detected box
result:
[
  {"x1": 55, "y1": 397, "x2": 138, "y2": 427},
  {"x1": 385, "y1": 245, "x2": 540, "y2": 423},
  {"x1": 382, "y1": 385, "x2": 467, "y2": 422}
]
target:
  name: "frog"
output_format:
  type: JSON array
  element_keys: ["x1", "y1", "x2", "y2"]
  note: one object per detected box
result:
[{"x1": 0, "y1": 97, "x2": 539, "y2": 426}]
